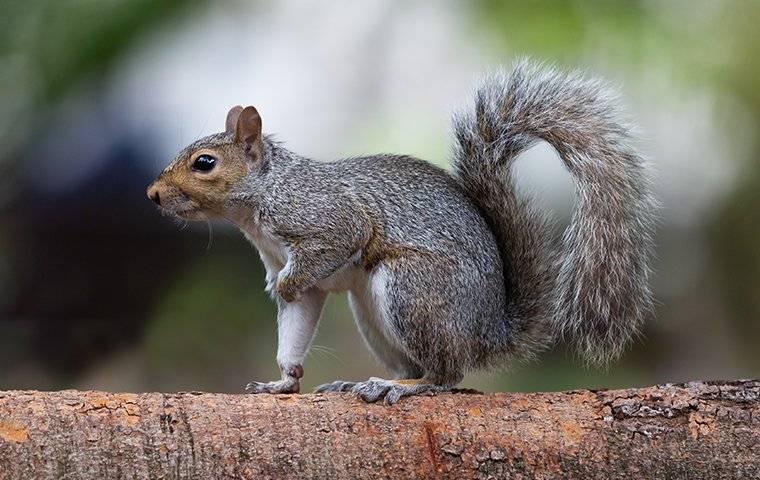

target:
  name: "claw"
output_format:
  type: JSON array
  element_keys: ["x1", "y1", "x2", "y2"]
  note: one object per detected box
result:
[{"x1": 313, "y1": 380, "x2": 357, "y2": 393}]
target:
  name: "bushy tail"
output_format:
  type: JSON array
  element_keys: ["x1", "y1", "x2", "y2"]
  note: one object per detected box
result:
[{"x1": 451, "y1": 59, "x2": 656, "y2": 367}]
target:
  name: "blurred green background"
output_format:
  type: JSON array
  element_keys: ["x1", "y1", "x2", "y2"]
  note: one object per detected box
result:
[{"x1": 1, "y1": 0, "x2": 758, "y2": 394}]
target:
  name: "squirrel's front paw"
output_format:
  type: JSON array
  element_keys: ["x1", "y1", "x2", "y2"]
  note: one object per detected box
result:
[
  {"x1": 245, "y1": 377, "x2": 300, "y2": 394},
  {"x1": 275, "y1": 275, "x2": 303, "y2": 303}
]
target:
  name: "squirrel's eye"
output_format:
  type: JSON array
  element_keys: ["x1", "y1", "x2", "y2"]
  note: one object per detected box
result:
[{"x1": 192, "y1": 154, "x2": 216, "y2": 172}]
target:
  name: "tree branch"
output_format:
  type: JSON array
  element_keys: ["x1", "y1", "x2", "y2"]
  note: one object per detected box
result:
[{"x1": 0, "y1": 380, "x2": 758, "y2": 479}]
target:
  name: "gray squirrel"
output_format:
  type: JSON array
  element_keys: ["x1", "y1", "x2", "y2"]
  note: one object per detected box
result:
[{"x1": 147, "y1": 59, "x2": 656, "y2": 404}]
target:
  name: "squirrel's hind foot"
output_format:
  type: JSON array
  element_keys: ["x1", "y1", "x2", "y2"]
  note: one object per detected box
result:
[
  {"x1": 351, "y1": 377, "x2": 449, "y2": 405},
  {"x1": 313, "y1": 380, "x2": 357, "y2": 393}
]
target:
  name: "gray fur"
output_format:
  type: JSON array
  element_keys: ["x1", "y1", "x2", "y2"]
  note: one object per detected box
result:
[
  {"x1": 153, "y1": 59, "x2": 656, "y2": 400},
  {"x1": 231, "y1": 148, "x2": 506, "y2": 384}
]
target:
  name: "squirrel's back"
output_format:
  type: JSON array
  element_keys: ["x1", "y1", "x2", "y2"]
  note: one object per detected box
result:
[{"x1": 324, "y1": 154, "x2": 497, "y2": 256}]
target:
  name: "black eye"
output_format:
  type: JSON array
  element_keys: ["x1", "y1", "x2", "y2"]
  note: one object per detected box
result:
[{"x1": 192, "y1": 154, "x2": 216, "y2": 172}]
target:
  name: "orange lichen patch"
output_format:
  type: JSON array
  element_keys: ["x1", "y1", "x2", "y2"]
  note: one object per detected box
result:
[
  {"x1": 115, "y1": 393, "x2": 139, "y2": 403},
  {"x1": 509, "y1": 396, "x2": 550, "y2": 414},
  {"x1": 559, "y1": 420, "x2": 585, "y2": 446},
  {"x1": 467, "y1": 407, "x2": 482, "y2": 417},
  {"x1": 688, "y1": 411, "x2": 715, "y2": 439},
  {"x1": 75, "y1": 393, "x2": 142, "y2": 426},
  {"x1": 567, "y1": 391, "x2": 597, "y2": 406},
  {"x1": 80, "y1": 395, "x2": 110, "y2": 412},
  {"x1": 123, "y1": 402, "x2": 141, "y2": 426},
  {"x1": 0, "y1": 421, "x2": 29, "y2": 443}
]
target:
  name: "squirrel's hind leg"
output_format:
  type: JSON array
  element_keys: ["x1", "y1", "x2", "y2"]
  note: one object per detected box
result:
[
  {"x1": 351, "y1": 376, "x2": 461, "y2": 405},
  {"x1": 312, "y1": 367, "x2": 425, "y2": 394}
]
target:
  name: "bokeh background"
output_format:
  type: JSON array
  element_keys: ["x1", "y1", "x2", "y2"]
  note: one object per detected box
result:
[{"x1": 1, "y1": 0, "x2": 758, "y2": 394}]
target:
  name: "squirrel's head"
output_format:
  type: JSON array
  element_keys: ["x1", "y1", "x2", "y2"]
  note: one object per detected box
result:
[{"x1": 147, "y1": 105, "x2": 265, "y2": 220}]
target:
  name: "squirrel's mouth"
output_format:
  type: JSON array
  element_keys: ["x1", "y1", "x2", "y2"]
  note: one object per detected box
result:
[
  {"x1": 154, "y1": 195, "x2": 205, "y2": 220},
  {"x1": 150, "y1": 187, "x2": 206, "y2": 220},
  {"x1": 159, "y1": 205, "x2": 206, "y2": 221}
]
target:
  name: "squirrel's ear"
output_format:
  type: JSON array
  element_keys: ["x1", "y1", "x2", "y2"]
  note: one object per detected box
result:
[
  {"x1": 235, "y1": 106, "x2": 263, "y2": 157},
  {"x1": 225, "y1": 105, "x2": 244, "y2": 134}
]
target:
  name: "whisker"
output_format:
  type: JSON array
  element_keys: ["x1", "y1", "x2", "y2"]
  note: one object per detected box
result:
[
  {"x1": 204, "y1": 216, "x2": 214, "y2": 251},
  {"x1": 311, "y1": 344, "x2": 336, "y2": 355},
  {"x1": 174, "y1": 217, "x2": 189, "y2": 230},
  {"x1": 176, "y1": 111, "x2": 182, "y2": 150},
  {"x1": 179, "y1": 111, "x2": 184, "y2": 146},
  {"x1": 310, "y1": 345, "x2": 343, "y2": 365},
  {"x1": 196, "y1": 112, "x2": 212, "y2": 140}
]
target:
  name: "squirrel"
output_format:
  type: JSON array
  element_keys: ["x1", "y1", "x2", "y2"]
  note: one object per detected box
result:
[{"x1": 147, "y1": 59, "x2": 656, "y2": 404}]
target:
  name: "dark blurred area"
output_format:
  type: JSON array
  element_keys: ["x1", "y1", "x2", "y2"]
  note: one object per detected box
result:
[{"x1": 1, "y1": 0, "x2": 758, "y2": 394}]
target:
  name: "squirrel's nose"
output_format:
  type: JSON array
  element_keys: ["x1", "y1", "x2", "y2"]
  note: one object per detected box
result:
[{"x1": 147, "y1": 185, "x2": 161, "y2": 205}]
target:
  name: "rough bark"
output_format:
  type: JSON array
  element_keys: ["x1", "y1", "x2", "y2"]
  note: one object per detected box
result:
[{"x1": 0, "y1": 380, "x2": 758, "y2": 479}]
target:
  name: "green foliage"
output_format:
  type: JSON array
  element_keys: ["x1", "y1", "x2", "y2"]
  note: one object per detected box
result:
[
  {"x1": 143, "y1": 243, "x2": 277, "y2": 388},
  {"x1": 0, "y1": 0, "x2": 199, "y2": 104},
  {"x1": 475, "y1": 0, "x2": 651, "y2": 63}
]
